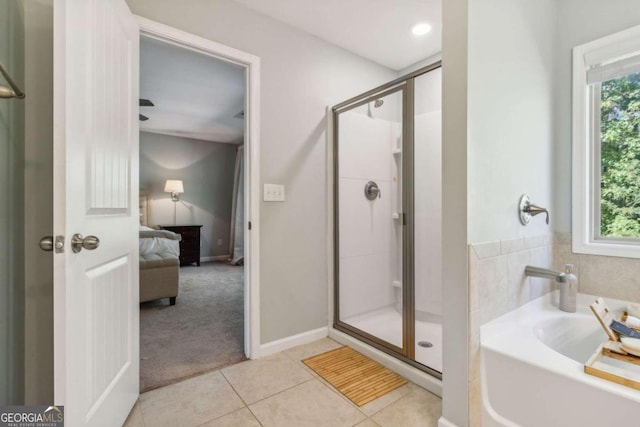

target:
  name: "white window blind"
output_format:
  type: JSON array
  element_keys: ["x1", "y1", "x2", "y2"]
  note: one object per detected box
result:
[{"x1": 587, "y1": 52, "x2": 640, "y2": 85}]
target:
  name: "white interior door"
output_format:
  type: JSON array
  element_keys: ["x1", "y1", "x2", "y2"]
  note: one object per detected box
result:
[{"x1": 53, "y1": 1, "x2": 139, "y2": 426}]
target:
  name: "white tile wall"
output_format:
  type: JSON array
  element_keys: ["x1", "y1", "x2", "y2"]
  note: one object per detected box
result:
[
  {"x1": 339, "y1": 253, "x2": 393, "y2": 319},
  {"x1": 506, "y1": 250, "x2": 530, "y2": 310},
  {"x1": 468, "y1": 232, "x2": 555, "y2": 333},
  {"x1": 337, "y1": 93, "x2": 444, "y2": 323},
  {"x1": 338, "y1": 112, "x2": 392, "y2": 182},
  {"x1": 553, "y1": 233, "x2": 640, "y2": 303},
  {"x1": 338, "y1": 111, "x2": 395, "y2": 318},
  {"x1": 338, "y1": 178, "x2": 391, "y2": 259},
  {"x1": 468, "y1": 232, "x2": 554, "y2": 424},
  {"x1": 529, "y1": 245, "x2": 553, "y2": 299}
]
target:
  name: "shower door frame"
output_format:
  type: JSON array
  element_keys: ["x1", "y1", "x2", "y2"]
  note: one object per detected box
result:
[{"x1": 332, "y1": 61, "x2": 442, "y2": 378}]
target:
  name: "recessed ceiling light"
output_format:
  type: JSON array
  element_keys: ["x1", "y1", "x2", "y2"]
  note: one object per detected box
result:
[{"x1": 412, "y1": 22, "x2": 432, "y2": 36}]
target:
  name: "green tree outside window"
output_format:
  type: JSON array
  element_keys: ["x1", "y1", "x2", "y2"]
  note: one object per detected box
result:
[{"x1": 600, "y1": 71, "x2": 640, "y2": 238}]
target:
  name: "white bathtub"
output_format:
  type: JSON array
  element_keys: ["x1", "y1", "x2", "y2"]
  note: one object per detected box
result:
[{"x1": 481, "y1": 291, "x2": 640, "y2": 427}]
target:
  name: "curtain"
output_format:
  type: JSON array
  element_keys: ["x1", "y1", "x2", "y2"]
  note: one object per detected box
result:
[{"x1": 229, "y1": 145, "x2": 244, "y2": 265}]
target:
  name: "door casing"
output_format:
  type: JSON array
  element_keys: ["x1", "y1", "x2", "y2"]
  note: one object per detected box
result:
[{"x1": 137, "y1": 17, "x2": 262, "y2": 359}]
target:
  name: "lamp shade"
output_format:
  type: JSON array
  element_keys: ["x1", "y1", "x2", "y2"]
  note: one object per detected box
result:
[{"x1": 164, "y1": 179, "x2": 184, "y2": 194}]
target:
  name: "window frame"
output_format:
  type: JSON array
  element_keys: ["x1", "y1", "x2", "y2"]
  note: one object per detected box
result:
[{"x1": 572, "y1": 25, "x2": 640, "y2": 258}]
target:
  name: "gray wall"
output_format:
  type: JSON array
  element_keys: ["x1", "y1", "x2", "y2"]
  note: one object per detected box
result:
[
  {"x1": 140, "y1": 132, "x2": 237, "y2": 258},
  {"x1": 441, "y1": 0, "x2": 558, "y2": 423},
  {"x1": 554, "y1": 0, "x2": 640, "y2": 233},
  {"x1": 127, "y1": 0, "x2": 397, "y2": 343},
  {"x1": 467, "y1": 0, "x2": 558, "y2": 244},
  {"x1": 23, "y1": 0, "x2": 54, "y2": 405},
  {"x1": 0, "y1": 0, "x2": 25, "y2": 405}
]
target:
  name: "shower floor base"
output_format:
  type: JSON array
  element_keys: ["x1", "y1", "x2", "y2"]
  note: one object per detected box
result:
[{"x1": 343, "y1": 306, "x2": 442, "y2": 373}]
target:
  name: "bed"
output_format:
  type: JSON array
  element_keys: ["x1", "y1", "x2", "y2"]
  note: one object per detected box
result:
[
  {"x1": 139, "y1": 228, "x2": 180, "y2": 259},
  {"x1": 139, "y1": 194, "x2": 182, "y2": 305}
]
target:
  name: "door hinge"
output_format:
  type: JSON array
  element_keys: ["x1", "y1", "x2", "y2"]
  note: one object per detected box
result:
[{"x1": 248, "y1": 221, "x2": 252, "y2": 230}]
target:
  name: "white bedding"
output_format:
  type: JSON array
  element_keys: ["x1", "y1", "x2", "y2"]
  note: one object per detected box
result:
[
  {"x1": 139, "y1": 237, "x2": 180, "y2": 258},
  {"x1": 139, "y1": 226, "x2": 180, "y2": 258}
]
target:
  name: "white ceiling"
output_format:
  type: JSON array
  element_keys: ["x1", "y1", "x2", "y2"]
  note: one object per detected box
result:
[
  {"x1": 233, "y1": 0, "x2": 442, "y2": 71},
  {"x1": 140, "y1": 37, "x2": 246, "y2": 144},
  {"x1": 139, "y1": 1, "x2": 440, "y2": 141}
]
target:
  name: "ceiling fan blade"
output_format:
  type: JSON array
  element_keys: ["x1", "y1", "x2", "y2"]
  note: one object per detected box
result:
[
  {"x1": 139, "y1": 99, "x2": 154, "y2": 107},
  {"x1": 139, "y1": 114, "x2": 149, "y2": 121}
]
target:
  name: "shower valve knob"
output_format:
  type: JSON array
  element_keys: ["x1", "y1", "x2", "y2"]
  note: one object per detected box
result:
[{"x1": 364, "y1": 181, "x2": 381, "y2": 200}]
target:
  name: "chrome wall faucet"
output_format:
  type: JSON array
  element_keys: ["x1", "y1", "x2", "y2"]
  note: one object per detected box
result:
[{"x1": 519, "y1": 194, "x2": 549, "y2": 225}]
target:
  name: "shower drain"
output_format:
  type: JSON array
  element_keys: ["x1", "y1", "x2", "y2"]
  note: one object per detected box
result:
[{"x1": 418, "y1": 341, "x2": 433, "y2": 348}]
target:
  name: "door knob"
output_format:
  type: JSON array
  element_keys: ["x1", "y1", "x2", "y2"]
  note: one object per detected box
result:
[
  {"x1": 71, "y1": 233, "x2": 100, "y2": 253},
  {"x1": 39, "y1": 236, "x2": 54, "y2": 251},
  {"x1": 39, "y1": 235, "x2": 65, "y2": 252}
]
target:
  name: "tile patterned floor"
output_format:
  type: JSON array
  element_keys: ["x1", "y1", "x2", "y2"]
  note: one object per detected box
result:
[{"x1": 124, "y1": 338, "x2": 442, "y2": 427}]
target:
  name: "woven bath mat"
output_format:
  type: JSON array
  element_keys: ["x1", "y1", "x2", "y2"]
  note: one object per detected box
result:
[{"x1": 303, "y1": 346, "x2": 407, "y2": 406}]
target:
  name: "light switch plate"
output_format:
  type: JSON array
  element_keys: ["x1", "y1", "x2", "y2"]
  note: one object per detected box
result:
[{"x1": 264, "y1": 184, "x2": 285, "y2": 202}]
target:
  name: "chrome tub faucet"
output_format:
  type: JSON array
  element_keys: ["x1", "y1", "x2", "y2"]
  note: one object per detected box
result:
[{"x1": 525, "y1": 265, "x2": 577, "y2": 312}]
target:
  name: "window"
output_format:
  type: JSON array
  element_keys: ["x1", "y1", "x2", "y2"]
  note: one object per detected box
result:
[{"x1": 573, "y1": 25, "x2": 640, "y2": 258}]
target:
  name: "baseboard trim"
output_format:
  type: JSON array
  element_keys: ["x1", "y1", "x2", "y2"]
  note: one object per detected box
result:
[
  {"x1": 438, "y1": 417, "x2": 458, "y2": 427},
  {"x1": 200, "y1": 255, "x2": 231, "y2": 262},
  {"x1": 259, "y1": 327, "x2": 328, "y2": 358}
]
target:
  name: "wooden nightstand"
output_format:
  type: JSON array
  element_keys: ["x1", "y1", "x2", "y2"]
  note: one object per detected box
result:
[{"x1": 160, "y1": 225, "x2": 203, "y2": 266}]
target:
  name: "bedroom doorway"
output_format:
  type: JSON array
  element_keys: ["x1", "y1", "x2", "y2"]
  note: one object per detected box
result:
[{"x1": 136, "y1": 19, "x2": 260, "y2": 392}]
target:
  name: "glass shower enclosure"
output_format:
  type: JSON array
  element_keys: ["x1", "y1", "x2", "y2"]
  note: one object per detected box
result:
[{"x1": 333, "y1": 63, "x2": 442, "y2": 377}]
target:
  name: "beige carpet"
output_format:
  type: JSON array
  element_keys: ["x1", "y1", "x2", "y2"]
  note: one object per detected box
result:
[{"x1": 140, "y1": 261, "x2": 246, "y2": 392}]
